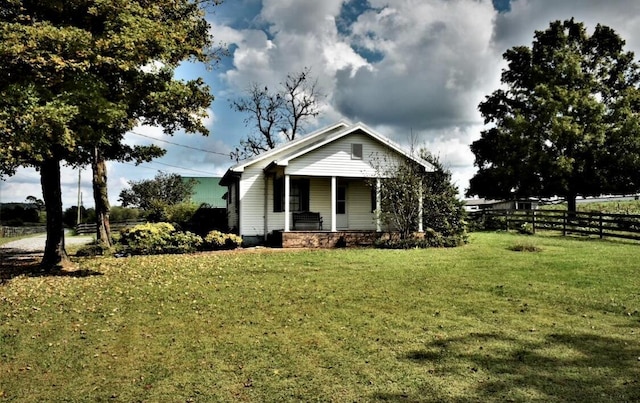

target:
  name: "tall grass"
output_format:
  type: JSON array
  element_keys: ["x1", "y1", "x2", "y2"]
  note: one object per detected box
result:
[{"x1": 1, "y1": 232, "x2": 639, "y2": 402}]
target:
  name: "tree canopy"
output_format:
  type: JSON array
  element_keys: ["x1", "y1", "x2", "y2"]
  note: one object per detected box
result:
[
  {"x1": 0, "y1": 0, "x2": 218, "y2": 269},
  {"x1": 467, "y1": 19, "x2": 640, "y2": 211},
  {"x1": 230, "y1": 67, "x2": 323, "y2": 161},
  {"x1": 119, "y1": 172, "x2": 197, "y2": 221}
]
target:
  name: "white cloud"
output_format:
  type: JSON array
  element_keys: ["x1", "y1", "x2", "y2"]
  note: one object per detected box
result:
[
  {"x1": 334, "y1": 0, "x2": 499, "y2": 136},
  {"x1": 493, "y1": 0, "x2": 640, "y2": 52},
  {"x1": 6, "y1": 0, "x2": 640, "y2": 209},
  {"x1": 260, "y1": 0, "x2": 344, "y2": 35}
]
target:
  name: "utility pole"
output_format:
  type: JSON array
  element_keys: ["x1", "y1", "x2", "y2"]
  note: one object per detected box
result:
[{"x1": 77, "y1": 168, "x2": 81, "y2": 225}]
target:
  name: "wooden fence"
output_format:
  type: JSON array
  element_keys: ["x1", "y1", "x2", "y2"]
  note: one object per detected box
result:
[
  {"x1": 75, "y1": 220, "x2": 146, "y2": 235},
  {"x1": 0, "y1": 225, "x2": 47, "y2": 238},
  {"x1": 469, "y1": 209, "x2": 640, "y2": 241}
]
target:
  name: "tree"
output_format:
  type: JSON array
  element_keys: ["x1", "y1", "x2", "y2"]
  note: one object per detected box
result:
[
  {"x1": 468, "y1": 19, "x2": 640, "y2": 212},
  {"x1": 0, "y1": 1, "x2": 217, "y2": 270},
  {"x1": 230, "y1": 67, "x2": 323, "y2": 160},
  {"x1": 119, "y1": 172, "x2": 197, "y2": 222},
  {"x1": 420, "y1": 152, "x2": 467, "y2": 243},
  {"x1": 25, "y1": 195, "x2": 44, "y2": 213},
  {"x1": 374, "y1": 156, "x2": 425, "y2": 240},
  {"x1": 372, "y1": 151, "x2": 467, "y2": 244}
]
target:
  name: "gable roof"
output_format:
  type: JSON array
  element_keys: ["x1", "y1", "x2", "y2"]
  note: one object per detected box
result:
[{"x1": 220, "y1": 121, "x2": 434, "y2": 185}]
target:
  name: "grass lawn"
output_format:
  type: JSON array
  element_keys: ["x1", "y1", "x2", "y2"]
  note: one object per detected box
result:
[{"x1": 1, "y1": 232, "x2": 639, "y2": 402}]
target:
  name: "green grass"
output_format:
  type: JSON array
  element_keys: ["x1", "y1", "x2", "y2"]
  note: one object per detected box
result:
[{"x1": 1, "y1": 232, "x2": 639, "y2": 402}]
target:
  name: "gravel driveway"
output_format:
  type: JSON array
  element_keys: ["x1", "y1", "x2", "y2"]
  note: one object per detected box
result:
[{"x1": 1, "y1": 231, "x2": 93, "y2": 258}]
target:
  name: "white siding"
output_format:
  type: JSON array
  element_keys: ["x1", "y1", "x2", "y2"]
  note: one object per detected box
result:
[
  {"x1": 265, "y1": 174, "x2": 283, "y2": 232},
  {"x1": 227, "y1": 182, "x2": 239, "y2": 232},
  {"x1": 347, "y1": 180, "x2": 377, "y2": 230},
  {"x1": 238, "y1": 165, "x2": 266, "y2": 237},
  {"x1": 309, "y1": 178, "x2": 332, "y2": 230},
  {"x1": 285, "y1": 132, "x2": 403, "y2": 178}
]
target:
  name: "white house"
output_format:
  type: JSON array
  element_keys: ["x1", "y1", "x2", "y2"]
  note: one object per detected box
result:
[{"x1": 219, "y1": 121, "x2": 435, "y2": 246}]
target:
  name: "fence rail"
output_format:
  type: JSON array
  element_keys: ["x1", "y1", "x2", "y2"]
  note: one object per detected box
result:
[
  {"x1": 0, "y1": 225, "x2": 47, "y2": 238},
  {"x1": 75, "y1": 220, "x2": 146, "y2": 235},
  {"x1": 469, "y1": 209, "x2": 640, "y2": 241}
]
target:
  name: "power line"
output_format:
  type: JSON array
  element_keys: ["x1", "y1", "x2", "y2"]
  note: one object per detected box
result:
[
  {"x1": 151, "y1": 160, "x2": 217, "y2": 175},
  {"x1": 129, "y1": 131, "x2": 230, "y2": 157},
  {"x1": 121, "y1": 161, "x2": 216, "y2": 176}
]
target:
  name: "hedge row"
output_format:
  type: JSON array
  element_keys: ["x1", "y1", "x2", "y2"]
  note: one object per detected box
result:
[{"x1": 117, "y1": 223, "x2": 242, "y2": 255}]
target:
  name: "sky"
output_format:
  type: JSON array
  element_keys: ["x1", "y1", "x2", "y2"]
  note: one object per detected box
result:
[{"x1": 3, "y1": 0, "x2": 640, "y2": 209}]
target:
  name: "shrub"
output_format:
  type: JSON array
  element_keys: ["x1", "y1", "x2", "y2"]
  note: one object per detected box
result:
[
  {"x1": 165, "y1": 202, "x2": 199, "y2": 229},
  {"x1": 165, "y1": 231, "x2": 203, "y2": 254},
  {"x1": 184, "y1": 206, "x2": 228, "y2": 236},
  {"x1": 109, "y1": 206, "x2": 142, "y2": 222},
  {"x1": 75, "y1": 243, "x2": 113, "y2": 257},
  {"x1": 508, "y1": 242, "x2": 542, "y2": 252},
  {"x1": 518, "y1": 222, "x2": 534, "y2": 235},
  {"x1": 117, "y1": 222, "x2": 203, "y2": 255},
  {"x1": 204, "y1": 230, "x2": 243, "y2": 250},
  {"x1": 374, "y1": 229, "x2": 465, "y2": 249}
]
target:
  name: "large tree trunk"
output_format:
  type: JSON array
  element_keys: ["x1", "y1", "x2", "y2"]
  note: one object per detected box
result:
[
  {"x1": 92, "y1": 147, "x2": 112, "y2": 248},
  {"x1": 40, "y1": 158, "x2": 73, "y2": 271}
]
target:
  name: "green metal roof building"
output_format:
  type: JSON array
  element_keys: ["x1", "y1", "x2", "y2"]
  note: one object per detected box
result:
[{"x1": 182, "y1": 177, "x2": 227, "y2": 208}]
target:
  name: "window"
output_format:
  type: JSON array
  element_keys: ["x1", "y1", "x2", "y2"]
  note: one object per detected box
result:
[
  {"x1": 273, "y1": 176, "x2": 309, "y2": 212},
  {"x1": 351, "y1": 143, "x2": 363, "y2": 160},
  {"x1": 336, "y1": 186, "x2": 346, "y2": 214}
]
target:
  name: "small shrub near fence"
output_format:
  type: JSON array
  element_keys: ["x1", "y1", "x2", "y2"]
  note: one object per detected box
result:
[{"x1": 469, "y1": 209, "x2": 640, "y2": 241}]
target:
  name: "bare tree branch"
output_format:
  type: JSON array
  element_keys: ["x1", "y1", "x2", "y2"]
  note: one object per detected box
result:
[{"x1": 230, "y1": 67, "x2": 323, "y2": 161}]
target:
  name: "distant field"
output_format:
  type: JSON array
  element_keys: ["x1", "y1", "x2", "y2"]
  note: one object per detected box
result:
[
  {"x1": 1, "y1": 232, "x2": 638, "y2": 402},
  {"x1": 544, "y1": 199, "x2": 640, "y2": 214}
]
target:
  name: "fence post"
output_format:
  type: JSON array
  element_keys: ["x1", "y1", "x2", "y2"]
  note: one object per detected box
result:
[
  {"x1": 505, "y1": 210, "x2": 509, "y2": 231},
  {"x1": 599, "y1": 212, "x2": 603, "y2": 239},
  {"x1": 532, "y1": 210, "x2": 536, "y2": 234},
  {"x1": 562, "y1": 211, "x2": 567, "y2": 236}
]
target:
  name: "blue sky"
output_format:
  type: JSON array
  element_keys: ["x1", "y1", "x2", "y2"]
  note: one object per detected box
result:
[{"x1": 3, "y1": 0, "x2": 640, "y2": 208}]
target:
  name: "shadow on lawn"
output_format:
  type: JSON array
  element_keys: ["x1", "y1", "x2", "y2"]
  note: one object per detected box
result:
[
  {"x1": 374, "y1": 331, "x2": 640, "y2": 402},
  {"x1": 0, "y1": 249, "x2": 102, "y2": 285}
]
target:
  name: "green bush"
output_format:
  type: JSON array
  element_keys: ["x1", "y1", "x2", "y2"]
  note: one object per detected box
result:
[
  {"x1": 75, "y1": 243, "x2": 113, "y2": 257},
  {"x1": 468, "y1": 212, "x2": 508, "y2": 231},
  {"x1": 164, "y1": 231, "x2": 203, "y2": 254},
  {"x1": 165, "y1": 203, "x2": 199, "y2": 228},
  {"x1": 203, "y1": 230, "x2": 243, "y2": 250},
  {"x1": 117, "y1": 222, "x2": 203, "y2": 255},
  {"x1": 109, "y1": 206, "x2": 142, "y2": 222},
  {"x1": 374, "y1": 229, "x2": 465, "y2": 249},
  {"x1": 518, "y1": 222, "x2": 534, "y2": 235}
]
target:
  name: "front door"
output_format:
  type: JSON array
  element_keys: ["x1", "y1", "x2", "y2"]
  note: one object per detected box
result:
[{"x1": 336, "y1": 184, "x2": 348, "y2": 229}]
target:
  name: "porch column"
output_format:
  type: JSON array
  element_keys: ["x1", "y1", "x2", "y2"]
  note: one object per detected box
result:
[
  {"x1": 418, "y1": 184, "x2": 424, "y2": 233},
  {"x1": 375, "y1": 178, "x2": 382, "y2": 232},
  {"x1": 263, "y1": 175, "x2": 269, "y2": 239},
  {"x1": 284, "y1": 174, "x2": 291, "y2": 232},
  {"x1": 331, "y1": 176, "x2": 337, "y2": 232}
]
